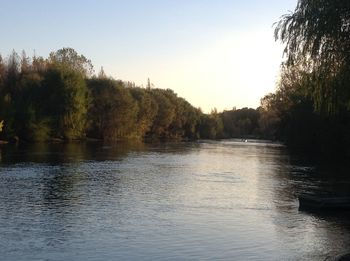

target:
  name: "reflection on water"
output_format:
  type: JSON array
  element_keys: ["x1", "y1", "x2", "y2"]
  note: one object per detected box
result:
[{"x1": 0, "y1": 140, "x2": 350, "y2": 260}]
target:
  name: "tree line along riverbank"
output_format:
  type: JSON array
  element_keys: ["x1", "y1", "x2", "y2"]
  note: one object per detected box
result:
[
  {"x1": 1, "y1": 1, "x2": 350, "y2": 160},
  {"x1": 0, "y1": 48, "x2": 275, "y2": 144}
]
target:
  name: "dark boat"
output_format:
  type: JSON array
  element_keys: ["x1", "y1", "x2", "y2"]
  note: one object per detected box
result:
[{"x1": 299, "y1": 194, "x2": 350, "y2": 210}]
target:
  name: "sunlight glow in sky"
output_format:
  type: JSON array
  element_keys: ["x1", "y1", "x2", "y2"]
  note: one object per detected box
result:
[{"x1": 0, "y1": 0, "x2": 297, "y2": 112}]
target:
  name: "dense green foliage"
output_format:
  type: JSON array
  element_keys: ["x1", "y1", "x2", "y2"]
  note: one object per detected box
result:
[
  {"x1": 221, "y1": 108, "x2": 260, "y2": 138},
  {"x1": 2, "y1": 48, "x2": 252, "y2": 142},
  {"x1": 87, "y1": 78, "x2": 138, "y2": 140},
  {"x1": 0, "y1": 48, "x2": 274, "y2": 143},
  {"x1": 261, "y1": 0, "x2": 350, "y2": 158},
  {"x1": 275, "y1": 0, "x2": 350, "y2": 114}
]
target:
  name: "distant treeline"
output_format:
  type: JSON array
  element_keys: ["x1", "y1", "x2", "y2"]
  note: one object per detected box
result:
[{"x1": 0, "y1": 48, "x2": 273, "y2": 143}]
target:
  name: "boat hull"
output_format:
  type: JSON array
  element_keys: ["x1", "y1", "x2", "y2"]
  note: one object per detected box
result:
[{"x1": 299, "y1": 194, "x2": 350, "y2": 210}]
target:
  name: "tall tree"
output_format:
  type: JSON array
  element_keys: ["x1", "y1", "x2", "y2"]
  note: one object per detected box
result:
[
  {"x1": 87, "y1": 78, "x2": 138, "y2": 140},
  {"x1": 149, "y1": 89, "x2": 176, "y2": 138},
  {"x1": 49, "y1": 48, "x2": 94, "y2": 77},
  {"x1": 129, "y1": 87, "x2": 158, "y2": 138},
  {"x1": 275, "y1": 0, "x2": 350, "y2": 113},
  {"x1": 41, "y1": 65, "x2": 89, "y2": 140},
  {"x1": 20, "y1": 50, "x2": 30, "y2": 73}
]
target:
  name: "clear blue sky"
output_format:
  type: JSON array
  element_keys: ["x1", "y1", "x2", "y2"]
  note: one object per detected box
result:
[{"x1": 0, "y1": 0, "x2": 297, "y2": 112}]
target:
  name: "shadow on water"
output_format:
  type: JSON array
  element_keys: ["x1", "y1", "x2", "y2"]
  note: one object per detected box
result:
[
  {"x1": 0, "y1": 141, "x2": 145, "y2": 165},
  {"x1": 213, "y1": 140, "x2": 350, "y2": 259},
  {"x1": 0, "y1": 140, "x2": 200, "y2": 165},
  {"x1": 262, "y1": 148, "x2": 350, "y2": 259}
]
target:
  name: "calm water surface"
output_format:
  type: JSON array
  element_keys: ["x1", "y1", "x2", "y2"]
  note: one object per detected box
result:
[{"x1": 0, "y1": 140, "x2": 350, "y2": 260}]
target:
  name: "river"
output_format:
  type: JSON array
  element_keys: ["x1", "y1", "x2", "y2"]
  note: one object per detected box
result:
[{"x1": 0, "y1": 140, "x2": 349, "y2": 260}]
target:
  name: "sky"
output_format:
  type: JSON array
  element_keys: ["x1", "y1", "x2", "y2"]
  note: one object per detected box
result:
[{"x1": 0, "y1": 0, "x2": 297, "y2": 112}]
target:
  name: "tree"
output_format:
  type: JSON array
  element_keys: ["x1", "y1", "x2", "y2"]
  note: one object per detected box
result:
[
  {"x1": 98, "y1": 66, "x2": 107, "y2": 79},
  {"x1": 41, "y1": 65, "x2": 89, "y2": 140},
  {"x1": 20, "y1": 50, "x2": 30, "y2": 73},
  {"x1": 275, "y1": 0, "x2": 350, "y2": 113},
  {"x1": 221, "y1": 107, "x2": 260, "y2": 138},
  {"x1": 0, "y1": 48, "x2": 213, "y2": 143},
  {"x1": 199, "y1": 109, "x2": 224, "y2": 139},
  {"x1": 5, "y1": 50, "x2": 20, "y2": 95},
  {"x1": 49, "y1": 48, "x2": 94, "y2": 77},
  {"x1": 180, "y1": 100, "x2": 201, "y2": 140},
  {"x1": 87, "y1": 78, "x2": 138, "y2": 140},
  {"x1": 129, "y1": 87, "x2": 158, "y2": 138},
  {"x1": 149, "y1": 89, "x2": 176, "y2": 138}
]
